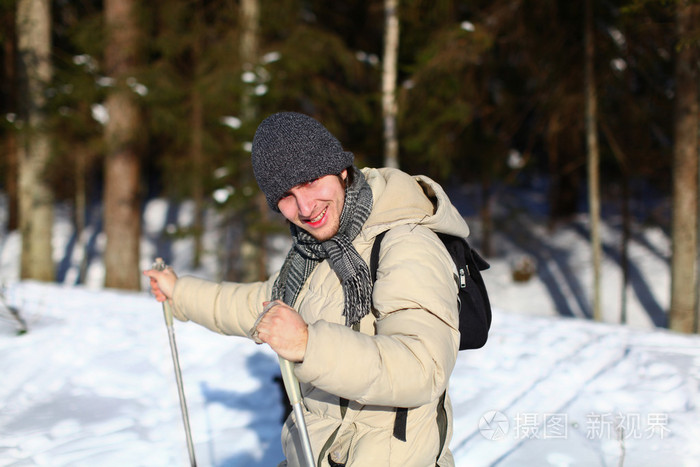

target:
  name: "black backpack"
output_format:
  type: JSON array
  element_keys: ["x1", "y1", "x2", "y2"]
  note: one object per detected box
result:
[{"x1": 370, "y1": 230, "x2": 492, "y2": 350}]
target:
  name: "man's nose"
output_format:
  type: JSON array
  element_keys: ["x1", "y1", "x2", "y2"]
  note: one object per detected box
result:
[{"x1": 294, "y1": 192, "x2": 314, "y2": 217}]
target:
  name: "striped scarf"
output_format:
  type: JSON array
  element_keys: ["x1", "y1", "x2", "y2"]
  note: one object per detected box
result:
[{"x1": 271, "y1": 166, "x2": 374, "y2": 326}]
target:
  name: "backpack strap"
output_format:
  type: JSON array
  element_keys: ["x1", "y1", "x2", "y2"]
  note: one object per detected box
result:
[
  {"x1": 317, "y1": 398, "x2": 350, "y2": 466},
  {"x1": 394, "y1": 407, "x2": 408, "y2": 442},
  {"x1": 369, "y1": 230, "x2": 388, "y2": 282},
  {"x1": 435, "y1": 391, "x2": 448, "y2": 465}
]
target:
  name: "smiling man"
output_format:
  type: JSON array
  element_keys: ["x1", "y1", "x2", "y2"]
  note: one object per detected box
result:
[{"x1": 145, "y1": 111, "x2": 471, "y2": 467}]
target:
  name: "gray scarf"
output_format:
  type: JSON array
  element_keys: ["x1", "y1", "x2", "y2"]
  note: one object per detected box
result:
[{"x1": 271, "y1": 166, "x2": 374, "y2": 326}]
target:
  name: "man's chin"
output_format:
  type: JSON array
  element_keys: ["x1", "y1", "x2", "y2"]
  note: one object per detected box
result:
[{"x1": 303, "y1": 225, "x2": 339, "y2": 242}]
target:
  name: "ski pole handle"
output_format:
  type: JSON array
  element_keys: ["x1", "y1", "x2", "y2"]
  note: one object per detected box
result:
[{"x1": 153, "y1": 258, "x2": 175, "y2": 326}]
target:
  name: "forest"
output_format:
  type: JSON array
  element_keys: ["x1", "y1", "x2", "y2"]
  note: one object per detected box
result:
[{"x1": 1, "y1": 0, "x2": 699, "y2": 333}]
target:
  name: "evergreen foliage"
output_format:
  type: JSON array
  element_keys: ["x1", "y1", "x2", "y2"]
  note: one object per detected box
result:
[{"x1": 0, "y1": 0, "x2": 698, "y2": 284}]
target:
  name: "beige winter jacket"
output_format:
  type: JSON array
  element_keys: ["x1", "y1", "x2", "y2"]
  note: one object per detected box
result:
[{"x1": 171, "y1": 167, "x2": 471, "y2": 467}]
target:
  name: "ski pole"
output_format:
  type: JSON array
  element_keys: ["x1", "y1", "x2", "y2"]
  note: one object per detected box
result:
[
  {"x1": 153, "y1": 258, "x2": 197, "y2": 467},
  {"x1": 255, "y1": 302, "x2": 316, "y2": 467},
  {"x1": 279, "y1": 357, "x2": 315, "y2": 467}
]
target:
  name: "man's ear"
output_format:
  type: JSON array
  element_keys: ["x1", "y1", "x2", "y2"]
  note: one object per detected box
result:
[{"x1": 339, "y1": 168, "x2": 349, "y2": 188}]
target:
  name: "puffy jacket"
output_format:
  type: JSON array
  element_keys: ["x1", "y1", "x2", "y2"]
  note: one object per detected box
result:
[{"x1": 171, "y1": 167, "x2": 471, "y2": 466}]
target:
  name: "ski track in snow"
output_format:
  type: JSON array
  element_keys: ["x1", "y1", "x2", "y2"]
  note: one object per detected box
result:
[
  {"x1": 449, "y1": 312, "x2": 700, "y2": 467},
  {"x1": 1, "y1": 283, "x2": 287, "y2": 467},
  {"x1": 1, "y1": 283, "x2": 699, "y2": 466}
]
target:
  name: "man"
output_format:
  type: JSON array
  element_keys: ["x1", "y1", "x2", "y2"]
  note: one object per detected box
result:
[{"x1": 145, "y1": 111, "x2": 470, "y2": 466}]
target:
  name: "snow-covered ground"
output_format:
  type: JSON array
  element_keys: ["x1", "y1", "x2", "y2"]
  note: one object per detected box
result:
[{"x1": 1, "y1": 193, "x2": 699, "y2": 467}]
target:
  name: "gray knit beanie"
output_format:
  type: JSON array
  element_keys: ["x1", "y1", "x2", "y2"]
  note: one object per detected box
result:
[{"x1": 252, "y1": 111, "x2": 354, "y2": 211}]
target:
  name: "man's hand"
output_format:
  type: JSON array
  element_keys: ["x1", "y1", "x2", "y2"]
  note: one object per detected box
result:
[
  {"x1": 255, "y1": 301, "x2": 309, "y2": 363},
  {"x1": 143, "y1": 267, "x2": 178, "y2": 303}
]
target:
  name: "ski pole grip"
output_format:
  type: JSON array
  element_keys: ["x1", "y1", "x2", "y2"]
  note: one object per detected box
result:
[
  {"x1": 254, "y1": 301, "x2": 302, "y2": 405},
  {"x1": 152, "y1": 258, "x2": 174, "y2": 326}
]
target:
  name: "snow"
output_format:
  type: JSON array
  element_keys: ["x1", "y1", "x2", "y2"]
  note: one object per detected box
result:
[{"x1": 1, "y1": 194, "x2": 699, "y2": 467}]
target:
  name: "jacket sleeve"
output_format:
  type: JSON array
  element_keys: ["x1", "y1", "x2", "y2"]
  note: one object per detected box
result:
[
  {"x1": 170, "y1": 274, "x2": 276, "y2": 338},
  {"x1": 294, "y1": 225, "x2": 460, "y2": 407}
]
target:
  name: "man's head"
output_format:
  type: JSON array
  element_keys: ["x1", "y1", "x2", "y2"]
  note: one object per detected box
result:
[
  {"x1": 252, "y1": 112, "x2": 354, "y2": 240},
  {"x1": 252, "y1": 112, "x2": 354, "y2": 211}
]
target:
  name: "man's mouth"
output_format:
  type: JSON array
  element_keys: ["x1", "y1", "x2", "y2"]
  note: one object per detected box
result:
[{"x1": 304, "y1": 207, "x2": 328, "y2": 227}]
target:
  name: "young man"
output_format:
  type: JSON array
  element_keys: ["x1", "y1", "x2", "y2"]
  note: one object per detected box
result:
[{"x1": 145, "y1": 111, "x2": 470, "y2": 466}]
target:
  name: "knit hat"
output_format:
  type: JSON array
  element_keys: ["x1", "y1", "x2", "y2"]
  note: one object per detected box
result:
[{"x1": 252, "y1": 111, "x2": 354, "y2": 211}]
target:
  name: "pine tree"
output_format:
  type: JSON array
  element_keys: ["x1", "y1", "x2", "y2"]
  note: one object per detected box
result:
[{"x1": 103, "y1": 0, "x2": 144, "y2": 290}]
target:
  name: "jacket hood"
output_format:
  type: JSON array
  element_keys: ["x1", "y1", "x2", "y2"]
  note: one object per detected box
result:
[{"x1": 361, "y1": 167, "x2": 470, "y2": 240}]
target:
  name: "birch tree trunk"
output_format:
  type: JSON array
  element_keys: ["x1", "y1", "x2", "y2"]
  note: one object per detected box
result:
[
  {"x1": 584, "y1": 0, "x2": 602, "y2": 321},
  {"x1": 239, "y1": 0, "x2": 269, "y2": 282},
  {"x1": 669, "y1": 1, "x2": 699, "y2": 334},
  {"x1": 16, "y1": 0, "x2": 54, "y2": 281},
  {"x1": 382, "y1": 0, "x2": 399, "y2": 169},
  {"x1": 240, "y1": 0, "x2": 259, "y2": 124},
  {"x1": 103, "y1": 0, "x2": 143, "y2": 290}
]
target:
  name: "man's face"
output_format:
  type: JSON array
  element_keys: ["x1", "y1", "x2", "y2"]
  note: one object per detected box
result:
[{"x1": 277, "y1": 169, "x2": 347, "y2": 242}]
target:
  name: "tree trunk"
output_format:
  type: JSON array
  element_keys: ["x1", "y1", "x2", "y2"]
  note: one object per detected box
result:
[
  {"x1": 669, "y1": 1, "x2": 700, "y2": 334},
  {"x1": 103, "y1": 0, "x2": 143, "y2": 290},
  {"x1": 601, "y1": 120, "x2": 630, "y2": 324},
  {"x1": 620, "y1": 173, "x2": 630, "y2": 324},
  {"x1": 239, "y1": 0, "x2": 268, "y2": 282},
  {"x1": 546, "y1": 111, "x2": 581, "y2": 227},
  {"x1": 481, "y1": 176, "x2": 492, "y2": 257},
  {"x1": 585, "y1": 0, "x2": 602, "y2": 321},
  {"x1": 3, "y1": 7, "x2": 19, "y2": 232},
  {"x1": 546, "y1": 114, "x2": 560, "y2": 230},
  {"x1": 240, "y1": 0, "x2": 259, "y2": 124},
  {"x1": 74, "y1": 144, "x2": 90, "y2": 284},
  {"x1": 190, "y1": 87, "x2": 205, "y2": 270},
  {"x1": 3, "y1": 131, "x2": 19, "y2": 232},
  {"x1": 190, "y1": 1, "x2": 205, "y2": 270},
  {"x1": 382, "y1": 0, "x2": 399, "y2": 169},
  {"x1": 16, "y1": 0, "x2": 54, "y2": 281}
]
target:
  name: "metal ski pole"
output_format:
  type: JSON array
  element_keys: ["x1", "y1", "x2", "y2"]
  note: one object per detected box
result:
[
  {"x1": 257, "y1": 302, "x2": 316, "y2": 467},
  {"x1": 153, "y1": 258, "x2": 197, "y2": 467},
  {"x1": 279, "y1": 357, "x2": 315, "y2": 467}
]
